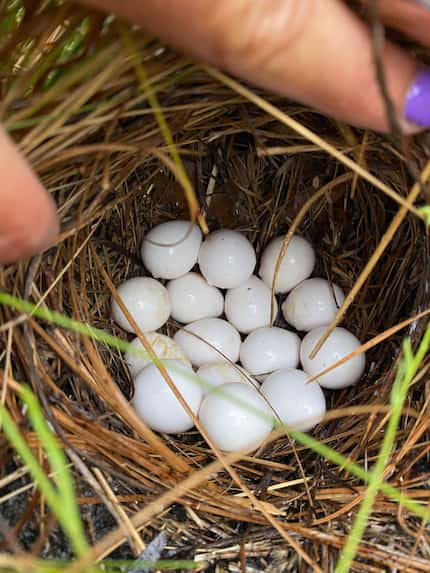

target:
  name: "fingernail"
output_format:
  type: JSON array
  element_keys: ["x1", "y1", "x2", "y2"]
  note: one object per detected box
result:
[{"x1": 404, "y1": 69, "x2": 430, "y2": 129}]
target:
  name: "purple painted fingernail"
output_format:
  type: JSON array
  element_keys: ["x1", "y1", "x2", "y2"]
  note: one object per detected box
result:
[{"x1": 405, "y1": 70, "x2": 430, "y2": 128}]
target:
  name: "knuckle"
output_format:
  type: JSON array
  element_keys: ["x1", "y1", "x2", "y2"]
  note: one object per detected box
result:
[{"x1": 207, "y1": 0, "x2": 312, "y2": 74}]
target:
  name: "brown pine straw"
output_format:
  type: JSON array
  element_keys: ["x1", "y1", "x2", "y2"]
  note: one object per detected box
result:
[
  {"x1": 92, "y1": 467, "x2": 145, "y2": 555},
  {"x1": 310, "y1": 159, "x2": 430, "y2": 358},
  {"x1": 204, "y1": 66, "x2": 424, "y2": 220},
  {"x1": 1, "y1": 7, "x2": 430, "y2": 570}
]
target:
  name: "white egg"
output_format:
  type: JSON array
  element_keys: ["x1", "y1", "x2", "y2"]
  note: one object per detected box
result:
[
  {"x1": 132, "y1": 359, "x2": 202, "y2": 433},
  {"x1": 197, "y1": 363, "x2": 256, "y2": 396},
  {"x1": 111, "y1": 277, "x2": 170, "y2": 333},
  {"x1": 199, "y1": 383, "x2": 273, "y2": 452},
  {"x1": 174, "y1": 318, "x2": 241, "y2": 367},
  {"x1": 300, "y1": 326, "x2": 365, "y2": 389},
  {"x1": 261, "y1": 368, "x2": 326, "y2": 431},
  {"x1": 240, "y1": 326, "x2": 300, "y2": 375},
  {"x1": 198, "y1": 229, "x2": 256, "y2": 288},
  {"x1": 141, "y1": 220, "x2": 202, "y2": 279},
  {"x1": 167, "y1": 272, "x2": 224, "y2": 323},
  {"x1": 282, "y1": 278, "x2": 345, "y2": 332},
  {"x1": 125, "y1": 333, "x2": 191, "y2": 377},
  {"x1": 259, "y1": 235, "x2": 315, "y2": 293},
  {"x1": 224, "y1": 276, "x2": 278, "y2": 334}
]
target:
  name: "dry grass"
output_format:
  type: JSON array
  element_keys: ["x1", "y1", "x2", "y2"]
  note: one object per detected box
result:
[{"x1": 1, "y1": 2, "x2": 430, "y2": 571}]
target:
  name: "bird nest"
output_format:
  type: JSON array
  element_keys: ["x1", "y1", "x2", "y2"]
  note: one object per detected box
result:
[{"x1": 1, "y1": 6, "x2": 430, "y2": 572}]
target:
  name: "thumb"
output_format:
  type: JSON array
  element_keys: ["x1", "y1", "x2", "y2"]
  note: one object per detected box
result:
[
  {"x1": 83, "y1": 0, "x2": 428, "y2": 132},
  {"x1": 0, "y1": 128, "x2": 58, "y2": 264}
]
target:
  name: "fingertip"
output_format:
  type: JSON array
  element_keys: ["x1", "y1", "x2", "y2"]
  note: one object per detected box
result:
[{"x1": 0, "y1": 128, "x2": 59, "y2": 264}]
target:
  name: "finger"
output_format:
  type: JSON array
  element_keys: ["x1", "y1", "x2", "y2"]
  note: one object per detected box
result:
[
  {"x1": 362, "y1": 0, "x2": 430, "y2": 47},
  {"x1": 82, "y1": 0, "x2": 430, "y2": 132},
  {"x1": 0, "y1": 128, "x2": 59, "y2": 263}
]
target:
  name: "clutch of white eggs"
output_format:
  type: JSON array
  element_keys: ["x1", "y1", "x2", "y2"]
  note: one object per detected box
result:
[{"x1": 111, "y1": 220, "x2": 366, "y2": 453}]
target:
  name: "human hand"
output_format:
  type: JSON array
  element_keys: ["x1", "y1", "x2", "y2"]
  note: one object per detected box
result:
[{"x1": 2, "y1": 0, "x2": 430, "y2": 264}]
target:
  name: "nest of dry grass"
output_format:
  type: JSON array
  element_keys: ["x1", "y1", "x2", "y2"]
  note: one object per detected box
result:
[{"x1": 1, "y1": 4, "x2": 430, "y2": 572}]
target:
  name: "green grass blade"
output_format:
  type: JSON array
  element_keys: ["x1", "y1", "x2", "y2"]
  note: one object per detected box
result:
[
  {"x1": 418, "y1": 205, "x2": 430, "y2": 226},
  {"x1": 1, "y1": 291, "x2": 430, "y2": 523},
  {"x1": 21, "y1": 386, "x2": 75, "y2": 499},
  {"x1": 118, "y1": 24, "x2": 207, "y2": 233},
  {"x1": 0, "y1": 291, "x2": 132, "y2": 352},
  {"x1": 290, "y1": 427, "x2": 430, "y2": 521},
  {"x1": 19, "y1": 386, "x2": 89, "y2": 556},
  {"x1": 0, "y1": 401, "x2": 61, "y2": 517},
  {"x1": 0, "y1": 2, "x2": 24, "y2": 36},
  {"x1": 0, "y1": 558, "x2": 202, "y2": 572},
  {"x1": 103, "y1": 559, "x2": 202, "y2": 571},
  {"x1": 118, "y1": 26, "x2": 181, "y2": 168},
  {"x1": 334, "y1": 337, "x2": 426, "y2": 572},
  {"x1": 43, "y1": 18, "x2": 90, "y2": 89}
]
